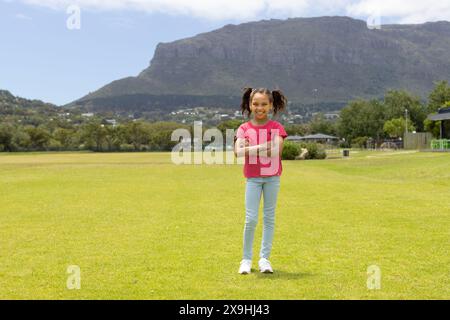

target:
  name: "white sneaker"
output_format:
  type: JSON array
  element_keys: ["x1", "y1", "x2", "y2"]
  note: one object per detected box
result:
[
  {"x1": 238, "y1": 259, "x2": 252, "y2": 274},
  {"x1": 258, "y1": 258, "x2": 273, "y2": 273}
]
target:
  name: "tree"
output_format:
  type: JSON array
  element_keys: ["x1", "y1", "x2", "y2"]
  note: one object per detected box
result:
[
  {"x1": 309, "y1": 112, "x2": 337, "y2": 135},
  {"x1": 383, "y1": 117, "x2": 416, "y2": 138},
  {"x1": 424, "y1": 119, "x2": 441, "y2": 138},
  {"x1": 79, "y1": 121, "x2": 108, "y2": 151},
  {"x1": 148, "y1": 121, "x2": 189, "y2": 151},
  {"x1": 24, "y1": 125, "x2": 51, "y2": 150},
  {"x1": 217, "y1": 119, "x2": 243, "y2": 137},
  {"x1": 53, "y1": 128, "x2": 76, "y2": 150},
  {"x1": 338, "y1": 99, "x2": 386, "y2": 144},
  {"x1": 285, "y1": 123, "x2": 309, "y2": 136},
  {"x1": 122, "y1": 121, "x2": 151, "y2": 151},
  {"x1": 0, "y1": 124, "x2": 14, "y2": 151},
  {"x1": 384, "y1": 90, "x2": 427, "y2": 132},
  {"x1": 424, "y1": 82, "x2": 450, "y2": 138},
  {"x1": 427, "y1": 80, "x2": 450, "y2": 114},
  {"x1": 103, "y1": 125, "x2": 123, "y2": 151},
  {"x1": 351, "y1": 136, "x2": 369, "y2": 148},
  {"x1": 12, "y1": 129, "x2": 31, "y2": 151}
]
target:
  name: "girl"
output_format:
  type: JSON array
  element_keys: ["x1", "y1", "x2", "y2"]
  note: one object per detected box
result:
[{"x1": 234, "y1": 87, "x2": 288, "y2": 274}]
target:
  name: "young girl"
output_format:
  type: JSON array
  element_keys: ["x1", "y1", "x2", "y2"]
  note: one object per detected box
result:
[{"x1": 234, "y1": 87, "x2": 288, "y2": 274}]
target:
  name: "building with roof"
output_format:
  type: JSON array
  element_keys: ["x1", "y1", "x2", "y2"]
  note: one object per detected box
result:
[
  {"x1": 286, "y1": 133, "x2": 339, "y2": 144},
  {"x1": 426, "y1": 106, "x2": 450, "y2": 150},
  {"x1": 427, "y1": 106, "x2": 450, "y2": 139}
]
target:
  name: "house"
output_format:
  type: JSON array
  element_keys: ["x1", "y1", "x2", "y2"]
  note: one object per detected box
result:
[
  {"x1": 426, "y1": 106, "x2": 450, "y2": 150},
  {"x1": 427, "y1": 106, "x2": 450, "y2": 139},
  {"x1": 105, "y1": 119, "x2": 117, "y2": 127},
  {"x1": 324, "y1": 113, "x2": 340, "y2": 120},
  {"x1": 286, "y1": 133, "x2": 339, "y2": 144}
]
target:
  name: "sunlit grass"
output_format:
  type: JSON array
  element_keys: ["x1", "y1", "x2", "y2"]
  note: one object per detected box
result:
[{"x1": 0, "y1": 150, "x2": 449, "y2": 299}]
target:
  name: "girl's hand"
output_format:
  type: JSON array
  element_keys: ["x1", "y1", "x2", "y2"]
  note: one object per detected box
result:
[
  {"x1": 238, "y1": 139, "x2": 250, "y2": 148},
  {"x1": 259, "y1": 140, "x2": 283, "y2": 157},
  {"x1": 258, "y1": 141, "x2": 272, "y2": 157},
  {"x1": 264, "y1": 136, "x2": 285, "y2": 157}
]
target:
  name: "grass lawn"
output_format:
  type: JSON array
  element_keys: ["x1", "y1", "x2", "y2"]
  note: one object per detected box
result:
[{"x1": 0, "y1": 150, "x2": 449, "y2": 299}]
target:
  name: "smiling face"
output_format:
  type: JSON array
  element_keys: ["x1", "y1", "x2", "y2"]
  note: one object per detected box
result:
[{"x1": 250, "y1": 92, "x2": 273, "y2": 121}]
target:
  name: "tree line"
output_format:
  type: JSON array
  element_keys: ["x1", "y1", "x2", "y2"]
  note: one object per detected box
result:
[
  {"x1": 1, "y1": 81, "x2": 449, "y2": 152},
  {"x1": 281, "y1": 81, "x2": 450, "y2": 148},
  {"x1": 0, "y1": 120, "x2": 193, "y2": 152}
]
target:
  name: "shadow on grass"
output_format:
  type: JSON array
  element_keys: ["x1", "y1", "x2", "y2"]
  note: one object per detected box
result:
[{"x1": 251, "y1": 269, "x2": 313, "y2": 280}]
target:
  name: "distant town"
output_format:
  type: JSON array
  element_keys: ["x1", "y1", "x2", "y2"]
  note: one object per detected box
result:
[{"x1": 72, "y1": 106, "x2": 340, "y2": 127}]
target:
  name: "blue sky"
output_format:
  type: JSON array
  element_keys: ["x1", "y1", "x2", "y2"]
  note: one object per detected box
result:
[{"x1": 1, "y1": 0, "x2": 449, "y2": 105}]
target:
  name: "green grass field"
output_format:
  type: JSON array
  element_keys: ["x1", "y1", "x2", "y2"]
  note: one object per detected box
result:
[{"x1": 0, "y1": 150, "x2": 449, "y2": 299}]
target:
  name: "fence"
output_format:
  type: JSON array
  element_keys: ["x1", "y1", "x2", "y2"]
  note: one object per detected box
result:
[
  {"x1": 431, "y1": 139, "x2": 450, "y2": 150},
  {"x1": 403, "y1": 132, "x2": 433, "y2": 150}
]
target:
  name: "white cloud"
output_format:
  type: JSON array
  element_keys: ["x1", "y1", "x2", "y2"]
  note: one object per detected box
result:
[
  {"x1": 15, "y1": 13, "x2": 32, "y2": 20},
  {"x1": 16, "y1": 0, "x2": 450, "y2": 23},
  {"x1": 20, "y1": 0, "x2": 274, "y2": 20},
  {"x1": 17, "y1": 0, "x2": 354, "y2": 20},
  {"x1": 346, "y1": 0, "x2": 450, "y2": 24}
]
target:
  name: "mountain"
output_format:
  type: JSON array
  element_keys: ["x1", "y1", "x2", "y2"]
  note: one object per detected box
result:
[
  {"x1": 69, "y1": 16, "x2": 450, "y2": 112},
  {"x1": 0, "y1": 90, "x2": 59, "y2": 115}
]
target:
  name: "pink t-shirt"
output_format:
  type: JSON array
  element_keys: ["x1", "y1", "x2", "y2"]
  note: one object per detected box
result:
[{"x1": 235, "y1": 119, "x2": 288, "y2": 178}]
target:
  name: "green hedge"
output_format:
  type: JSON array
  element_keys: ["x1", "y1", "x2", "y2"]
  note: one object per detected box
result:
[
  {"x1": 299, "y1": 142, "x2": 327, "y2": 160},
  {"x1": 281, "y1": 141, "x2": 301, "y2": 160},
  {"x1": 281, "y1": 141, "x2": 327, "y2": 160}
]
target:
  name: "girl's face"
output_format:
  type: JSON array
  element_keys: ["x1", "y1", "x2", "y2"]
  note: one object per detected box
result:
[{"x1": 250, "y1": 92, "x2": 273, "y2": 121}]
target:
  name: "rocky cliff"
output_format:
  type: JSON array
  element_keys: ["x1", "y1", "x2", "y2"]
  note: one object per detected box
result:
[{"x1": 70, "y1": 16, "x2": 450, "y2": 111}]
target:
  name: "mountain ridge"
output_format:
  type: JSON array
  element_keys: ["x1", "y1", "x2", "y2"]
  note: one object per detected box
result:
[{"x1": 69, "y1": 16, "x2": 450, "y2": 111}]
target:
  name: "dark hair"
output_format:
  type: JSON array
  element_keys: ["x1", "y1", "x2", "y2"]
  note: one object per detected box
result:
[{"x1": 240, "y1": 87, "x2": 287, "y2": 118}]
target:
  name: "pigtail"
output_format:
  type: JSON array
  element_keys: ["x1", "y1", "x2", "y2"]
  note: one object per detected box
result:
[
  {"x1": 271, "y1": 89, "x2": 287, "y2": 115},
  {"x1": 240, "y1": 87, "x2": 253, "y2": 118}
]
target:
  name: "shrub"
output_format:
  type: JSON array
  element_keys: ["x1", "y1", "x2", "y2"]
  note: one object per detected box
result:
[
  {"x1": 299, "y1": 142, "x2": 327, "y2": 159},
  {"x1": 48, "y1": 139, "x2": 63, "y2": 151},
  {"x1": 120, "y1": 143, "x2": 135, "y2": 152},
  {"x1": 351, "y1": 136, "x2": 369, "y2": 148},
  {"x1": 338, "y1": 140, "x2": 350, "y2": 148},
  {"x1": 281, "y1": 141, "x2": 301, "y2": 160}
]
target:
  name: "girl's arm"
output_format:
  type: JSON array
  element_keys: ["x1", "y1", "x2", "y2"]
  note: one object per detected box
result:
[
  {"x1": 256, "y1": 135, "x2": 285, "y2": 157},
  {"x1": 234, "y1": 138, "x2": 265, "y2": 158},
  {"x1": 234, "y1": 136, "x2": 285, "y2": 158}
]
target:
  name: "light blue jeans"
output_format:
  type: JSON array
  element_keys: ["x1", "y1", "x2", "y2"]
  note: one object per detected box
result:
[{"x1": 242, "y1": 175, "x2": 281, "y2": 260}]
